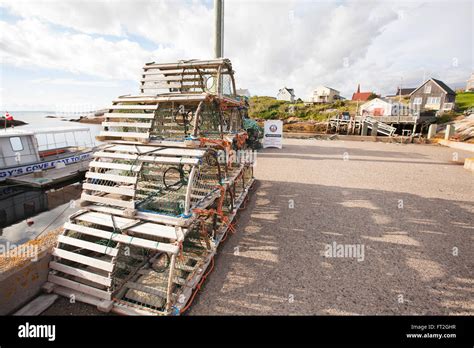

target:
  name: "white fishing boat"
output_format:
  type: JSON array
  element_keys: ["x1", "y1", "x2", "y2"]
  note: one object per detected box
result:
[{"x1": 0, "y1": 126, "x2": 96, "y2": 187}]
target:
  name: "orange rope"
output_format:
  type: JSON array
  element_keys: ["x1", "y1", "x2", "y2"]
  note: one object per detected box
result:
[
  {"x1": 177, "y1": 241, "x2": 185, "y2": 261},
  {"x1": 180, "y1": 257, "x2": 215, "y2": 314},
  {"x1": 235, "y1": 133, "x2": 248, "y2": 149}
]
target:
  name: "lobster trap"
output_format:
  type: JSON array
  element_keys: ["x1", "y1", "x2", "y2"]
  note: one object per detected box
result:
[{"x1": 46, "y1": 59, "x2": 256, "y2": 315}]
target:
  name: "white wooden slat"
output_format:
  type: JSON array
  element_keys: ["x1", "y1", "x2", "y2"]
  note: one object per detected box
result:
[
  {"x1": 93, "y1": 151, "x2": 199, "y2": 165},
  {"x1": 73, "y1": 212, "x2": 177, "y2": 240},
  {"x1": 128, "y1": 222, "x2": 177, "y2": 240},
  {"x1": 81, "y1": 193, "x2": 135, "y2": 209},
  {"x1": 106, "y1": 145, "x2": 205, "y2": 157},
  {"x1": 89, "y1": 161, "x2": 141, "y2": 172},
  {"x1": 136, "y1": 211, "x2": 190, "y2": 227},
  {"x1": 102, "y1": 122, "x2": 152, "y2": 128},
  {"x1": 104, "y1": 113, "x2": 155, "y2": 119},
  {"x1": 73, "y1": 212, "x2": 137, "y2": 228},
  {"x1": 53, "y1": 286, "x2": 104, "y2": 307},
  {"x1": 48, "y1": 274, "x2": 112, "y2": 300},
  {"x1": 106, "y1": 105, "x2": 158, "y2": 110},
  {"x1": 84, "y1": 205, "x2": 189, "y2": 227},
  {"x1": 141, "y1": 76, "x2": 202, "y2": 83},
  {"x1": 140, "y1": 82, "x2": 182, "y2": 88},
  {"x1": 86, "y1": 205, "x2": 127, "y2": 216},
  {"x1": 49, "y1": 261, "x2": 112, "y2": 287},
  {"x1": 52, "y1": 248, "x2": 114, "y2": 272},
  {"x1": 142, "y1": 69, "x2": 209, "y2": 75},
  {"x1": 82, "y1": 183, "x2": 135, "y2": 197},
  {"x1": 143, "y1": 59, "x2": 225, "y2": 69},
  {"x1": 85, "y1": 172, "x2": 137, "y2": 184},
  {"x1": 64, "y1": 222, "x2": 179, "y2": 254},
  {"x1": 58, "y1": 235, "x2": 118, "y2": 257},
  {"x1": 99, "y1": 131, "x2": 150, "y2": 139},
  {"x1": 140, "y1": 84, "x2": 204, "y2": 90}
]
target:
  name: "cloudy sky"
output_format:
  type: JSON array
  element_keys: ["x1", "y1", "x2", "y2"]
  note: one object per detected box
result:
[{"x1": 0, "y1": 0, "x2": 472, "y2": 111}]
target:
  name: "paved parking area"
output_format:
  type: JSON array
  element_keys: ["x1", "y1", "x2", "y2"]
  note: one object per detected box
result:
[{"x1": 189, "y1": 139, "x2": 473, "y2": 315}]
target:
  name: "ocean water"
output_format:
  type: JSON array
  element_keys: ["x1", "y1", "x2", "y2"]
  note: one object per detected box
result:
[{"x1": 2, "y1": 111, "x2": 102, "y2": 146}]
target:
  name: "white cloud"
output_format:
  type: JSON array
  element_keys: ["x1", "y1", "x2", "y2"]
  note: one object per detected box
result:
[
  {"x1": 31, "y1": 77, "x2": 120, "y2": 87},
  {"x1": 0, "y1": 0, "x2": 472, "y2": 109},
  {"x1": 0, "y1": 18, "x2": 154, "y2": 80}
]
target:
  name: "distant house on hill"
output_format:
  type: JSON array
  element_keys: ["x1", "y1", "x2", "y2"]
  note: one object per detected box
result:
[
  {"x1": 409, "y1": 78, "x2": 456, "y2": 115},
  {"x1": 466, "y1": 73, "x2": 474, "y2": 92},
  {"x1": 311, "y1": 86, "x2": 341, "y2": 103},
  {"x1": 358, "y1": 98, "x2": 411, "y2": 117},
  {"x1": 277, "y1": 87, "x2": 295, "y2": 102},
  {"x1": 387, "y1": 87, "x2": 416, "y2": 98},
  {"x1": 351, "y1": 84, "x2": 373, "y2": 101},
  {"x1": 236, "y1": 89, "x2": 251, "y2": 97}
]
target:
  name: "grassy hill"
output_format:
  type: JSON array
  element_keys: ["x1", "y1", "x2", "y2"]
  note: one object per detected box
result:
[
  {"x1": 248, "y1": 96, "x2": 358, "y2": 121},
  {"x1": 455, "y1": 92, "x2": 474, "y2": 112},
  {"x1": 249, "y1": 93, "x2": 474, "y2": 122}
]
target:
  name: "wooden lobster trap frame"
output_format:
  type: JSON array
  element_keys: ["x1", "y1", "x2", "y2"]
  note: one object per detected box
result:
[{"x1": 45, "y1": 59, "x2": 256, "y2": 315}]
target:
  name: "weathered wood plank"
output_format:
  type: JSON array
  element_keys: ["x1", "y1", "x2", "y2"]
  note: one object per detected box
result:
[
  {"x1": 81, "y1": 193, "x2": 135, "y2": 209},
  {"x1": 64, "y1": 222, "x2": 179, "y2": 254},
  {"x1": 106, "y1": 105, "x2": 158, "y2": 110},
  {"x1": 57, "y1": 235, "x2": 119, "y2": 257},
  {"x1": 140, "y1": 82, "x2": 182, "y2": 89},
  {"x1": 89, "y1": 161, "x2": 141, "y2": 172},
  {"x1": 92, "y1": 151, "x2": 199, "y2": 165},
  {"x1": 141, "y1": 76, "x2": 202, "y2": 83},
  {"x1": 52, "y1": 248, "x2": 114, "y2": 272},
  {"x1": 73, "y1": 212, "x2": 177, "y2": 240},
  {"x1": 85, "y1": 172, "x2": 137, "y2": 184},
  {"x1": 104, "y1": 113, "x2": 155, "y2": 119},
  {"x1": 82, "y1": 183, "x2": 135, "y2": 197},
  {"x1": 106, "y1": 145, "x2": 205, "y2": 157},
  {"x1": 49, "y1": 261, "x2": 112, "y2": 287},
  {"x1": 48, "y1": 274, "x2": 112, "y2": 300},
  {"x1": 102, "y1": 122, "x2": 152, "y2": 128},
  {"x1": 13, "y1": 294, "x2": 58, "y2": 316},
  {"x1": 99, "y1": 131, "x2": 150, "y2": 139}
]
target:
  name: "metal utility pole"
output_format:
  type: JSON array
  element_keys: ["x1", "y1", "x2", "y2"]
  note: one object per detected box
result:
[{"x1": 214, "y1": 0, "x2": 224, "y2": 58}]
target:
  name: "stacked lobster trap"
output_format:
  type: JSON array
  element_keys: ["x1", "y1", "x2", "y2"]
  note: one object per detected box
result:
[{"x1": 44, "y1": 59, "x2": 256, "y2": 315}]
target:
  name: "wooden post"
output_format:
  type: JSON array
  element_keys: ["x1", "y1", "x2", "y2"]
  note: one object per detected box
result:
[
  {"x1": 214, "y1": 0, "x2": 223, "y2": 58},
  {"x1": 166, "y1": 254, "x2": 177, "y2": 312}
]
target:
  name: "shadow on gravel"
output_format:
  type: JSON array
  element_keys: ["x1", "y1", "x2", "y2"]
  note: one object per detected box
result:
[{"x1": 189, "y1": 179, "x2": 474, "y2": 315}]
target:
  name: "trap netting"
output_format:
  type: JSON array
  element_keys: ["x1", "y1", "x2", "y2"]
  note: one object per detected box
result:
[
  {"x1": 113, "y1": 225, "x2": 210, "y2": 314},
  {"x1": 81, "y1": 145, "x2": 223, "y2": 218},
  {"x1": 149, "y1": 101, "x2": 222, "y2": 141}
]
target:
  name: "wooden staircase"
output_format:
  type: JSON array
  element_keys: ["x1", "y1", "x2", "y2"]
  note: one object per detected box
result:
[{"x1": 364, "y1": 116, "x2": 397, "y2": 136}]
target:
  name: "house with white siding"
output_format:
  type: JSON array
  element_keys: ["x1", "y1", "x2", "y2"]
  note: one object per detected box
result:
[
  {"x1": 358, "y1": 98, "x2": 411, "y2": 117},
  {"x1": 311, "y1": 86, "x2": 341, "y2": 103},
  {"x1": 277, "y1": 87, "x2": 295, "y2": 102}
]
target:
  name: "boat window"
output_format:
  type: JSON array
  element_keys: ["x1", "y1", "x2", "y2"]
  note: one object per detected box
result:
[{"x1": 10, "y1": 137, "x2": 24, "y2": 152}]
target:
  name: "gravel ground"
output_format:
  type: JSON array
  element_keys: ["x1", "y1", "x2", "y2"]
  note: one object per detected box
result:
[
  {"x1": 42, "y1": 139, "x2": 473, "y2": 316},
  {"x1": 188, "y1": 139, "x2": 473, "y2": 315}
]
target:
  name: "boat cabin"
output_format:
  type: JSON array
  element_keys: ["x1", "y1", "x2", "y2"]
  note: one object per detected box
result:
[{"x1": 0, "y1": 127, "x2": 94, "y2": 180}]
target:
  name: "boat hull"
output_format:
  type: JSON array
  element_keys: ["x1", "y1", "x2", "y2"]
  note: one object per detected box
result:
[{"x1": 0, "y1": 151, "x2": 93, "y2": 181}]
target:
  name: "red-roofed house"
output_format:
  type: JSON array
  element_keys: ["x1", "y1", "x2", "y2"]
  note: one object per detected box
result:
[{"x1": 351, "y1": 84, "x2": 373, "y2": 101}]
